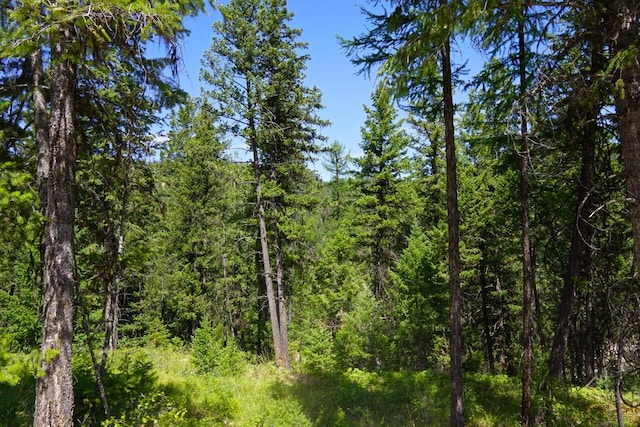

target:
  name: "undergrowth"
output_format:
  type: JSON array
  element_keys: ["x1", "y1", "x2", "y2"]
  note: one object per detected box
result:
[{"x1": 1, "y1": 341, "x2": 639, "y2": 425}]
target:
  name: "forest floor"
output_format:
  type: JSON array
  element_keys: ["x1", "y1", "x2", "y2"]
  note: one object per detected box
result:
[
  {"x1": 2, "y1": 343, "x2": 639, "y2": 425},
  {"x1": 103, "y1": 345, "x2": 640, "y2": 426}
]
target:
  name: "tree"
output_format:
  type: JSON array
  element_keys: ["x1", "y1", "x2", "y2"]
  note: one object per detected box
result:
[
  {"x1": 344, "y1": 1, "x2": 467, "y2": 423},
  {"x1": 355, "y1": 83, "x2": 416, "y2": 299},
  {"x1": 202, "y1": 0, "x2": 326, "y2": 368},
  {"x1": 544, "y1": 0, "x2": 605, "y2": 382},
  {"x1": 0, "y1": 1, "x2": 203, "y2": 423},
  {"x1": 604, "y1": 0, "x2": 640, "y2": 276}
]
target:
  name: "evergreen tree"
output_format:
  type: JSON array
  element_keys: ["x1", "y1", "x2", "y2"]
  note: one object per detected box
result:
[
  {"x1": 0, "y1": 1, "x2": 203, "y2": 423},
  {"x1": 202, "y1": 0, "x2": 326, "y2": 368},
  {"x1": 355, "y1": 83, "x2": 417, "y2": 299}
]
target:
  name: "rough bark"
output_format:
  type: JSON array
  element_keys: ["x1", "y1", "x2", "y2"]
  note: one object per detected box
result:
[
  {"x1": 33, "y1": 29, "x2": 77, "y2": 427},
  {"x1": 606, "y1": 0, "x2": 640, "y2": 276},
  {"x1": 274, "y1": 228, "x2": 290, "y2": 368},
  {"x1": 518, "y1": 9, "x2": 534, "y2": 426},
  {"x1": 443, "y1": 35, "x2": 464, "y2": 427}
]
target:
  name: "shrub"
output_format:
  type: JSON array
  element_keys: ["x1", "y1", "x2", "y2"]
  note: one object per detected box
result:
[{"x1": 191, "y1": 323, "x2": 247, "y2": 376}]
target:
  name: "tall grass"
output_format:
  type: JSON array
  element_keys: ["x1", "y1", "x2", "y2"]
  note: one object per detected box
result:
[{"x1": 1, "y1": 343, "x2": 639, "y2": 425}]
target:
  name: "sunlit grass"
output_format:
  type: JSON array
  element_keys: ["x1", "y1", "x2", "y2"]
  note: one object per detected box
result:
[
  {"x1": 2, "y1": 344, "x2": 638, "y2": 425},
  {"x1": 137, "y1": 346, "x2": 640, "y2": 426}
]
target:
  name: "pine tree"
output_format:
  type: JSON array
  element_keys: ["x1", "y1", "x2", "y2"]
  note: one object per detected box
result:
[
  {"x1": 202, "y1": 0, "x2": 326, "y2": 368},
  {"x1": 355, "y1": 83, "x2": 416, "y2": 299},
  {"x1": 0, "y1": 2, "x2": 203, "y2": 423}
]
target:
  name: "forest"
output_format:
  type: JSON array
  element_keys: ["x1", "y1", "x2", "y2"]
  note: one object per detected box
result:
[{"x1": 1, "y1": 0, "x2": 640, "y2": 425}]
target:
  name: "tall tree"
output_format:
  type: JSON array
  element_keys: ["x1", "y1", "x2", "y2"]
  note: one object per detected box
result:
[
  {"x1": 344, "y1": 1, "x2": 466, "y2": 423},
  {"x1": 546, "y1": 0, "x2": 604, "y2": 382},
  {"x1": 516, "y1": 6, "x2": 534, "y2": 423},
  {"x1": 604, "y1": 0, "x2": 640, "y2": 276},
  {"x1": 0, "y1": 2, "x2": 203, "y2": 424},
  {"x1": 202, "y1": 0, "x2": 326, "y2": 368},
  {"x1": 355, "y1": 83, "x2": 416, "y2": 299}
]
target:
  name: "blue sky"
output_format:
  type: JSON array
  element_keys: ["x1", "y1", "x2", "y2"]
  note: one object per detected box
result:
[
  {"x1": 174, "y1": 2, "x2": 484, "y2": 177},
  {"x1": 176, "y1": 1, "x2": 380, "y2": 168}
]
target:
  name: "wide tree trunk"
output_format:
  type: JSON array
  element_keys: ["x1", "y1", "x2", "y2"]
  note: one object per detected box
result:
[
  {"x1": 442, "y1": 34, "x2": 464, "y2": 427},
  {"x1": 33, "y1": 30, "x2": 77, "y2": 427},
  {"x1": 606, "y1": 0, "x2": 640, "y2": 275}
]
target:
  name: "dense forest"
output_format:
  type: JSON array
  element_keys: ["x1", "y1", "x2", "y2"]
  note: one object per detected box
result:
[{"x1": 1, "y1": 0, "x2": 640, "y2": 425}]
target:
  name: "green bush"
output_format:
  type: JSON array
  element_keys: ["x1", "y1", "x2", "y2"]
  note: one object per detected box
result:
[
  {"x1": 0, "y1": 337, "x2": 36, "y2": 426},
  {"x1": 191, "y1": 323, "x2": 247, "y2": 376},
  {"x1": 74, "y1": 348, "x2": 159, "y2": 425}
]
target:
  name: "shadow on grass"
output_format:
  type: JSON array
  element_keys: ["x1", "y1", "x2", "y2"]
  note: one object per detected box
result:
[
  {"x1": 275, "y1": 369, "x2": 626, "y2": 427},
  {"x1": 274, "y1": 369, "x2": 451, "y2": 426}
]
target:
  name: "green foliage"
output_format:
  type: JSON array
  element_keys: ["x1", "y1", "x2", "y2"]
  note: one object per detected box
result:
[
  {"x1": 103, "y1": 391, "x2": 188, "y2": 427},
  {"x1": 0, "y1": 342, "x2": 36, "y2": 425},
  {"x1": 390, "y1": 227, "x2": 448, "y2": 369},
  {"x1": 74, "y1": 349, "x2": 159, "y2": 423},
  {"x1": 191, "y1": 323, "x2": 247, "y2": 376},
  {"x1": 354, "y1": 83, "x2": 419, "y2": 297},
  {"x1": 333, "y1": 286, "x2": 392, "y2": 371}
]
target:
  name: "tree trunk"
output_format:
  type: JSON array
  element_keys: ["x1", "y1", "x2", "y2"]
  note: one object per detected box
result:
[
  {"x1": 32, "y1": 49, "x2": 48, "y2": 212},
  {"x1": 494, "y1": 273, "x2": 514, "y2": 375},
  {"x1": 548, "y1": 10, "x2": 600, "y2": 381},
  {"x1": 255, "y1": 174, "x2": 285, "y2": 367},
  {"x1": 442, "y1": 34, "x2": 464, "y2": 427},
  {"x1": 606, "y1": 0, "x2": 640, "y2": 276},
  {"x1": 250, "y1": 109, "x2": 287, "y2": 367},
  {"x1": 518, "y1": 9, "x2": 534, "y2": 426},
  {"x1": 274, "y1": 228, "x2": 290, "y2": 368},
  {"x1": 33, "y1": 30, "x2": 77, "y2": 427},
  {"x1": 479, "y1": 261, "x2": 495, "y2": 374}
]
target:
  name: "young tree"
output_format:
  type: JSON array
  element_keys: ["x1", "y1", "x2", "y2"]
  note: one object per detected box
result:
[{"x1": 355, "y1": 83, "x2": 416, "y2": 299}]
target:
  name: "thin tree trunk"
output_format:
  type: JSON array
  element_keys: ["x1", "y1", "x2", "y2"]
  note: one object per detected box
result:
[
  {"x1": 518, "y1": 9, "x2": 534, "y2": 425},
  {"x1": 34, "y1": 29, "x2": 77, "y2": 427},
  {"x1": 32, "y1": 49, "x2": 48, "y2": 212},
  {"x1": 442, "y1": 33, "x2": 464, "y2": 427},
  {"x1": 249, "y1": 100, "x2": 285, "y2": 367},
  {"x1": 495, "y1": 274, "x2": 514, "y2": 375},
  {"x1": 479, "y1": 261, "x2": 495, "y2": 374},
  {"x1": 274, "y1": 228, "x2": 290, "y2": 368},
  {"x1": 101, "y1": 141, "x2": 130, "y2": 368},
  {"x1": 548, "y1": 14, "x2": 600, "y2": 381}
]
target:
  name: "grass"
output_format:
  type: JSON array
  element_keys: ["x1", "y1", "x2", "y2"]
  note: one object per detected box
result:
[
  {"x1": 131, "y1": 346, "x2": 640, "y2": 426},
  {"x1": 2, "y1": 344, "x2": 639, "y2": 425}
]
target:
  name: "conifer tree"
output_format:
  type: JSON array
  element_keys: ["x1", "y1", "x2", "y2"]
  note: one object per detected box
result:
[
  {"x1": 202, "y1": 0, "x2": 326, "y2": 368},
  {"x1": 0, "y1": 1, "x2": 203, "y2": 423},
  {"x1": 355, "y1": 83, "x2": 416, "y2": 299}
]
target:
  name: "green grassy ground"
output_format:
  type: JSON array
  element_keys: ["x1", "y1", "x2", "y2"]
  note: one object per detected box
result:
[
  {"x1": 2, "y1": 345, "x2": 639, "y2": 426},
  {"x1": 109, "y1": 346, "x2": 640, "y2": 426}
]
